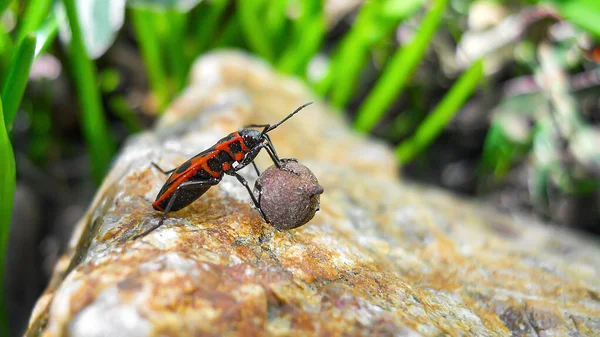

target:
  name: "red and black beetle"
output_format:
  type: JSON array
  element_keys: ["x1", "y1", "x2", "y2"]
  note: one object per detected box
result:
[{"x1": 135, "y1": 102, "x2": 313, "y2": 238}]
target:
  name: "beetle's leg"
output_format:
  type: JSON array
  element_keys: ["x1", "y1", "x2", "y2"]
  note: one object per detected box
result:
[
  {"x1": 251, "y1": 161, "x2": 261, "y2": 176},
  {"x1": 231, "y1": 141, "x2": 285, "y2": 173},
  {"x1": 151, "y1": 162, "x2": 176, "y2": 175},
  {"x1": 263, "y1": 134, "x2": 279, "y2": 158},
  {"x1": 234, "y1": 144, "x2": 266, "y2": 171},
  {"x1": 263, "y1": 143, "x2": 300, "y2": 175},
  {"x1": 134, "y1": 178, "x2": 220, "y2": 239},
  {"x1": 263, "y1": 135, "x2": 301, "y2": 171},
  {"x1": 262, "y1": 143, "x2": 282, "y2": 168},
  {"x1": 228, "y1": 171, "x2": 269, "y2": 223}
]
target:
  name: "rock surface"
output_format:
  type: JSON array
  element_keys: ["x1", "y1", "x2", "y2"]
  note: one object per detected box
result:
[{"x1": 27, "y1": 51, "x2": 600, "y2": 337}]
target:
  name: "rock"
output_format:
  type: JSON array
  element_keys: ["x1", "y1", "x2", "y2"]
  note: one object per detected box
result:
[{"x1": 27, "y1": 51, "x2": 600, "y2": 336}]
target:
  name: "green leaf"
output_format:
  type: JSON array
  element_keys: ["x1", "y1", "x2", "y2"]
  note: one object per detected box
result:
[
  {"x1": 193, "y1": 0, "x2": 229, "y2": 53},
  {"x1": 0, "y1": 0, "x2": 10, "y2": 16},
  {"x1": 323, "y1": 0, "x2": 424, "y2": 103},
  {"x1": 328, "y1": 36, "x2": 370, "y2": 108},
  {"x1": 480, "y1": 118, "x2": 532, "y2": 178},
  {"x1": 34, "y1": 12, "x2": 59, "y2": 57},
  {"x1": 238, "y1": 0, "x2": 274, "y2": 62},
  {"x1": 396, "y1": 59, "x2": 484, "y2": 163},
  {"x1": 57, "y1": 0, "x2": 126, "y2": 59},
  {"x1": 277, "y1": 0, "x2": 325, "y2": 76},
  {"x1": 479, "y1": 93, "x2": 546, "y2": 178},
  {"x1": 549, "y1": 0, "x2": 600, "y2": 38},
  {"x1": 0, "y1": 23, "x2": 13, "y2": 73},
  {"x1": 0, "y1": 96, "x2": 15, "y2": 337},
  {"x1": 131, "y1": 7, "x2": 171, "y2": 111},
  {"x1": 128, "y1": 0, "x2": 202, "y2": 11},
  {"x1": 148, "y1": 8, "x2": 188, "y2": 92},
  {"x1": 1, "y1": 34, "x2": 37, "y2": 129},
  {"x1": 109, "y1": 96, "x2": 143, "y2": 133},
  {"x1": 380, "y1": 0, "x2": 426, "y2": 18},
  {"x1": 64, "y1": 0, "x2": 116, "y2": 182},
  {"x1": 367, "y1": 0, "x2": 426, "y2": 43},
  {"x1": 266, "y1": 0, "x2": 288, "y2": 51},
  {"x1": 354, "y1": 0, "x2": 450, "y2": 133},
  {"x1": 15, "y1": 0, "x2": 53, "y2": 44},
  {"x1": 214, "y1": 17, "x2": 244, "y2": 49}
]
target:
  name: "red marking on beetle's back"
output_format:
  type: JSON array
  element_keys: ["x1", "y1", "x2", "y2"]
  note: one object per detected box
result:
[
  {"x1": 153, "y1": 200, "x2": 165, "y2": 211},
  {"x1": 238, "y1": 132, "x2": 249, "y2": 152},
  {"x1": 222, "y1": 162, "x2": 231, "y2": 171},
  {"x1": 153, "y1": 182, "x2": 177, "y2": 210},
  {"x1": 216, "y1": 132, "x2": 247, "y2": 159},
  {"x1": 152, "y1": 151, "x2": 220, "y2": 208}
]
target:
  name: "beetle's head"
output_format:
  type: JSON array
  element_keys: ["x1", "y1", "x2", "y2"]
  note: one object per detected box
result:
[{"x1": 240, "y1": 128, "x2": 264, "y2": 149}]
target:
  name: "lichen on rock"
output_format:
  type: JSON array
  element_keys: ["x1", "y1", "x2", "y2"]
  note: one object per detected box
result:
[{"x1": 27, "y1": 51, "x2": 600, "y2": 337}]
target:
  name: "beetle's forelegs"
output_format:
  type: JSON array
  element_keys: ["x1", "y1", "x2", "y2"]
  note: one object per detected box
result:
[
  {"x1": 229, "y1": 171, "x2": 269, "y2": 223},
  {"x1": 251, "y1": 161, "x2": 261, "y2": 176},
  {"x1": 262, "y1": 142, "x2": 298, "y2": 174},
  {"x1": 263, "y1": 143, "x2": 282, "y2": 168}
]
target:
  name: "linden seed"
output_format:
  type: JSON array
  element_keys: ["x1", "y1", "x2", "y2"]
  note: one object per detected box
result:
[{"x1": 254, "y1": 159, "x2": 324, "y2": 230}]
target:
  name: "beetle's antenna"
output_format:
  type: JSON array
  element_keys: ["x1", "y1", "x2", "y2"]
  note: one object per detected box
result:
[{"x1": 264, "y1": 102, "x2": 313, "y2": 134}]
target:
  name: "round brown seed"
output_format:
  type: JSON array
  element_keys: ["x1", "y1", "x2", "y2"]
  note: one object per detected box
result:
[{"x1": 254, "y1": 159, "x2": 324, "y2": 230}]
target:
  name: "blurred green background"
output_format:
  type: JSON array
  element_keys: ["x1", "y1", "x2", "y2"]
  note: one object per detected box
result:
[{"x1": 1, "y1": 0, "x2": 600, "y2": 335}]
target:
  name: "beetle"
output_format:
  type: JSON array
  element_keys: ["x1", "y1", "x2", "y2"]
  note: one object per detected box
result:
[{"x1": 134, "y1": 102, "x2": 313, "y2": 238}]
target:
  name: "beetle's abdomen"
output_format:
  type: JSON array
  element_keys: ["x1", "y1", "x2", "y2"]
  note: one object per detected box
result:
[{"x1": 152, "y1": 185, "x2": 211, "y2": 212}]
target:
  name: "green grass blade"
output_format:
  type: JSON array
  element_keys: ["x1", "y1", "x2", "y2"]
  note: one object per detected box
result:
[
  {"x1": 550, "y1": 0, "x2": 600, "y2": 38},
  {"x1": 266, "y1": 0, "x2": 288, "y2": 51},
  {"x1": 194, "y1": 0, "x2": 229, "y2": 53},
  {"x1": 237, "y1": 0, "x2": 274, "y2": 62},
  {"x1": 0, "y1": 96, "x2": 15, "y2": 337},
  {"x1": 312, "y1": 67, "x2": 333, "y2": 96},
  {"x1": 327, "y1": 2, "x2": 384, "y2": 107},
  {"x1": 480, "y1": 120, "x2": 530, "y2": 178},
  {"x1": 396, "y1": 59, "x2": 484, "y2": 163},
  {"x1": 34, "y1": 12, "x2": 58, "y2": 57},
  {"x1": 214, "y1": 17, "x2": 245, "y2": 49},
  {"x1": 327, "y1": 0, "x2": 425, "y2": 108},
  {"x1": 64, "y1": 0, "x2": 116, "y2": 182},
  {"x1": 109, "y1": 96, "x2": 143, "y2": 133},
  {"x1": 160, "y1": 9, "x2": 188, "y2": 92},
  {"x1": 329, "y1": 36, "x2": 369, "y2": 108},
  {"x1": 0, "y1": 0, "x2": 10, "y2": 17},
  {"x1": 313, "y1": 4, "x2": 374, "y2": 97},
  {"x1": 131, "y1": 7, "x2": 171, "y2": 111},
  {"x1": 355, "y1": 0, "x2": 450, "y2": 133},
  {"x1": 277, "y1": 9, "x2": 325, "y2": 76},
  {"x1": 1, "y1": 34, "x2": 36, "y2": 129},
  {"x1": 0, "y1": 23, "x2": 13, "y2": 73},
  {"x1": 25, "y1": 101, "x2": 53, "y2": 164},
  {"x1": 16, "y1": 0, "x2": 53, "y2": 44}
]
